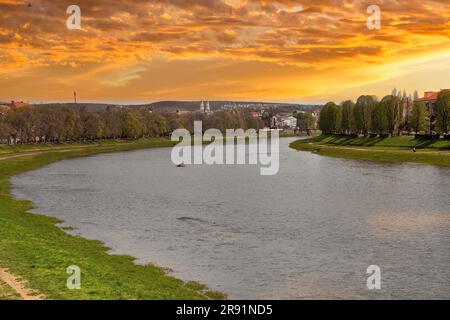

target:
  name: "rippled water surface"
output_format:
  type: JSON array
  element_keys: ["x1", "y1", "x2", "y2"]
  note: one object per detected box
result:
[{"x1": 12, "y1": 138, "x2": 450, "y2": 299}]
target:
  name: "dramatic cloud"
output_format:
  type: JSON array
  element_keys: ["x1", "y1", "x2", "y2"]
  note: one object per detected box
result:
[{"x1": 0, "y1": 0, "x2": 449, "y2": 102}]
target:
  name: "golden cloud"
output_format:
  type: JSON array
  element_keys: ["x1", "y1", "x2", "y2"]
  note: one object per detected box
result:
[{"x1": 0, "y1": 0, "x2": 449, "y2": 102}]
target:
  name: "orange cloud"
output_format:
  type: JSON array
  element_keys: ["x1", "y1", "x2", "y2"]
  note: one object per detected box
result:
[{"x1": 0, "y1": 0, "x2": 449, "y2": 103}]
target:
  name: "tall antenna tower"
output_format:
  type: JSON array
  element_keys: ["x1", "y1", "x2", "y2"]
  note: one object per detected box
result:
[{"x1": 74, "y1": 91, "x2": 77, "y2": 104}]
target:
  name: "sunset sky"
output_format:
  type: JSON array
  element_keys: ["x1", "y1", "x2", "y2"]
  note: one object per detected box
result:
[{"x1": 0, "y1": 0, "x2": 449, "y2": 104}]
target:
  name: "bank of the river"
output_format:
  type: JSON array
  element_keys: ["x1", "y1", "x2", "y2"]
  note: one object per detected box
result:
[
  {"x1": 290, "y1": 135, "x2": 450, "y2": 166},
  {"x1": 0, "y1": 277, "x2": 20, "y2": 300},
  {"x1": 0, "y1": 139, "x2": 225, "y2": 300}
]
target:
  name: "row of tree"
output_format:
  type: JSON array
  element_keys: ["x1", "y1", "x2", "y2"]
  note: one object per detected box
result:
[
  {"x1": 295, "y1": 112, "x2": 316, "y2": 131},
  {"x1": 0, "y1": 106, "x2": 265, "y2": 144},
  {"x1": 319, "y1": 90, "x2": 450, "y2": 136}
]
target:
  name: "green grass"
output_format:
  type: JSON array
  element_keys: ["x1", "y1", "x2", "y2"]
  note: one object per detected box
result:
[
  {"x1": 290, "y1": 135, "x2": 450, "y2": 166},
  {"x1": 0, "y1": 278, "x2": 20, "y2": 300},
  {"x1": 0, "y1": 139, "x2": 225, "y2": 300}
]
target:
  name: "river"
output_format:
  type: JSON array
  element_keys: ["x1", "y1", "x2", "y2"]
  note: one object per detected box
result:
[{"x1": 12, "y1": 138, "x2": 450, "y2": 299}]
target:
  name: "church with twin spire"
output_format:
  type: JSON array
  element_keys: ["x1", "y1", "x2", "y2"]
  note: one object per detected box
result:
[{"x1": 199, "y1": 101, "x2": 211, "y2": 113}]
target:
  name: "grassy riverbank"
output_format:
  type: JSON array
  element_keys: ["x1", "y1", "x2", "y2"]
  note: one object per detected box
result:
[
  {"x1": 0, "y1": 139, "x2": 225, "y2": 300},
  {"x1": 0, "y1": 278, "x2": 20, "y2": 300},
  {"x1": 290, "y1": 135, "x2": 450, "y2": 166}
]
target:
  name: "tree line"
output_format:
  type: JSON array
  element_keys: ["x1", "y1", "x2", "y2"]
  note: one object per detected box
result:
[
  {"x1": 318, "y1": 90, "x2": 450, "y2": 136},
  {"x1": 0, "y1": 106, "x2": 265, "y2": 145},
  {"x1": 295, "y1": 111, "x2": 316, "y2": 131}
]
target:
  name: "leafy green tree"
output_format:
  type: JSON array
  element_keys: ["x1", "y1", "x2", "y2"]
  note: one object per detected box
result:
[
  {"x1": 83, "y1": 112, "x2": 105, "y2": 140},
  {"x1": 166, "y1": 113, "x2": 186, "y2": 133},
  {"x1": 318, "y1": 106, "x2": 328, "y2": 133},
  {"x1": 155, "y1": 112, "x2": 168, "y2": 136},
  {"x1": 61, "y1": 108, "x2": 80, "y2": 141},
  {"x1": 144, "y1": 111, "x2": 168, "y2": 137},
  {"x1": 296, "y1": 112, "x2": 315, "y2": 131},
  {"x1": 319, "y1": 102, "x2": 340, "y2": 133},
  {"x1": 0, "y1": 121, "x2": 11, "y2": 144},
  {"x1": 212, "y1": 111, "x2": 235, "y2": 133},
  {"x1": 340, "y1": 100, "x2": 354, "y2": 134},
  {"x1": 354, "y1": 95, "x2": 377, "y2": 135},
  {"x1": 119, "y1": 108, "x2": 144, "y2": 138},
  {"x1": 409, "y1": 103, "x2": 428, "y2": 133},
  {"x1": 37, "y1": 108, "x2": 67, "y2": 142},
  {"x1": 380, "y1": 95, "x2": 403, "y2": 136},
  {"x1": 333, "y1": 103, "x2": 342, "y2": 133},
  {"x1": 371, "y1": 102, "x2": 388, "y2": 135},
  {"x1": 244, "y1": 112, "x2": 264, "y2": 131},
  {"x1": 102, "y1": 107, "x2": 122, "y2": 139},
  {"x1": 5, "y1": 106, "x2": 34, "y2": 143},
  {"x1": 435, "y1": 90, "x2": 450, "y2": 134}
]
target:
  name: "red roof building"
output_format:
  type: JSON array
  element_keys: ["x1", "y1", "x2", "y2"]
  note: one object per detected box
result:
[
  {"x1": 414, "y1": 91, "x2": 440, "y2": 118},
  {"x1": 414, "y1": 91, "x2": 439, "y2": 103},
  {"x1": 413, "y1": 90, "x2": 449, "y2": 133},
  {"x1": 9, "y1": 100, "x2": 31, "y2": 109}
]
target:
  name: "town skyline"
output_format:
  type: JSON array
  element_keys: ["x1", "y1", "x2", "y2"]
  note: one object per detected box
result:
[
  {"x1": 0, "y1": 0, "x2": 449, "y2": 103},
  {"x1": 2, "y1": 88, "x2": 443, "y2": 107}
]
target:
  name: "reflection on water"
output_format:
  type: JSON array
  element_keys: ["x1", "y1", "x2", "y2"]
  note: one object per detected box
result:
[
  {"x1": 12, "y1": 138, "x2": 450, "y2": 299},
  {"x1": 370, "y1": 212, "x2": 450, "y2": 234}
]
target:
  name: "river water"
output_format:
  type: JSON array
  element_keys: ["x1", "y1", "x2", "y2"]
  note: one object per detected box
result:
[{"x1": 12, "y1": 138, "x2": 450, "y2": 299}]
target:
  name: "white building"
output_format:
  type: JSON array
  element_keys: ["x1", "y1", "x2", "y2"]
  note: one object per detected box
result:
[
  {"x1": 279, "y1": 116, "x2": 297, "y2": 129},
  {"x1": 200, "y1": 100, "x2": 211, "y2": 113}
]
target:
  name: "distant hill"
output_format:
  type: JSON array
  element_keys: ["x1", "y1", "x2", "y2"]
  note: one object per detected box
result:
[
  {"x1": 32, "y1": 101, "x2": 322, "y2": 112},
  {"x1": 32, "y1": 103, "x2": 117, "y2": 112}
]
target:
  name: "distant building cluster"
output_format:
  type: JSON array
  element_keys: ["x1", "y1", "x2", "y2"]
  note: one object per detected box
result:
[
  {"x1": 413, "y1": 91, "x2": 439, "y2": 119},
  {"x1": 271, "y1": 114, "x2": 297, "y2": 129},
  {"x1": 390, "y1": 88, "x2": 446, "y2": 129},
  {"x1": 410, "y1": 90, "x2": 446, "y2": 132},
  {"x1": 223, "y1": 103, "x2": 276, "y2": 109},
  {"x1": 0, "y1": 100, "x2": 32, "y2": 115},
  {"x1": 6, "y1": 91, "x2": 443, "y2": 135},
  {"x1": 199, "y1": 100, "x2": 211, "y2": 113}
]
